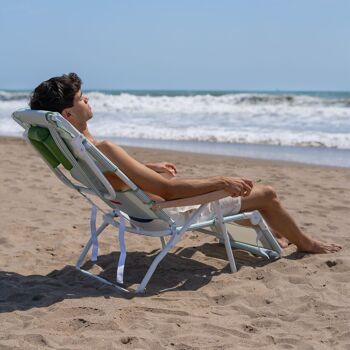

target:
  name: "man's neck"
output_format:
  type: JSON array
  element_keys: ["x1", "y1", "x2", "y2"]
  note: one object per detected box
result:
[
  {"x1": 71, "y1": 120, "x2": 99, "y2": 145},
  {"x1": 81, "y1": 127, "x2": 97, "y2": 144}
]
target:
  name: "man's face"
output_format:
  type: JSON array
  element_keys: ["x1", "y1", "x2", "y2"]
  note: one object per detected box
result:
[{"x1": 62, "y1": 90, "x2": 93, "y2": 127}]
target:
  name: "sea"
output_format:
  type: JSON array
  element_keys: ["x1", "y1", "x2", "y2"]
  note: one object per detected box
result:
[{"x1": 1, "y1": 89, "x2": 350, "y2": 168}]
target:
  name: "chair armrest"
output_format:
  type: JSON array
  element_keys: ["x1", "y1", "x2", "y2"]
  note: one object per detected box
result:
[{"x1": 152, "y1": 190, "x2": 230, "y2": 209}]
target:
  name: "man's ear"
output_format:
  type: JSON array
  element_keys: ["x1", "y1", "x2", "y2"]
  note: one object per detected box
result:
[{"x1": 61, "y1": 109, "x2": 71, "y2": 120}]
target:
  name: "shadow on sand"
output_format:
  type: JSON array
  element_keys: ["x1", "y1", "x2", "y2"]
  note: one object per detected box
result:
[{"x1": 0, "y1": 242, "x2": 284, "y2": 313}]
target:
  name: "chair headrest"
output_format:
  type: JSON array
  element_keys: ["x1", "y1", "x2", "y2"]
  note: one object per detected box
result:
[{"x1": 28, "y1": 126, "x2": 73, "y2": 170}]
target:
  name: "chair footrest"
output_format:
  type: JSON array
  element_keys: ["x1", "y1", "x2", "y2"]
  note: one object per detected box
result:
[{"x1": 218, "y1": 238, "x2": 281, "y2": 259}]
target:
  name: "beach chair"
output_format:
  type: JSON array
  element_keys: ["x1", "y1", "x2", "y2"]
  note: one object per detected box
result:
[{"x1": 12, "y1": 109, "x2": 283, "y2": 293}]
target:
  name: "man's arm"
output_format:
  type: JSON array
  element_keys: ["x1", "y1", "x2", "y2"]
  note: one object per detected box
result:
[
  {"x1": 97, "y1": 141, "x2": 252, "y2": 200},
  {"x1": 145, "y1": 162, "x2": 177, "y2": 177}
]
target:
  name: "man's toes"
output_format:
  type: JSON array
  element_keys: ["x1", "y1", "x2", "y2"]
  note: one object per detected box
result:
[{"x1": 326, "y1": 243, "x2": 342, "y2": 253}]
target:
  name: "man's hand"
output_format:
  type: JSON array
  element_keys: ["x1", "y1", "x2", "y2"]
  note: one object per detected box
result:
[
  {"x1": 222, "y1": 177, "x2": 253, "y2": 197},
  {"x1": 146, "y1": 162, "x2": 177, "y2": 177}
]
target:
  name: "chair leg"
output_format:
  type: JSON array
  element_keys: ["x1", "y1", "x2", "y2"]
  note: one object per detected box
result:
[
  {"x1": 213, "y1": 202, "x2": 237, "y2": 273},
  {"x1": 251, "y1": 210, "x2": 283, "y2": 256},
  {"x1": 218, "y1": 223, "x2": 238, "y2": 273},
  {"x1": 136, "y1": 204, "x2": 209, "y2": 293},
  {"x1": 160, "y1": 236, "x2": 166, "y2": 249},
  {"x1": 136, "y1": 234, "x2": 178, "y2": 293},
  {"x1": 75, "y1": 221, "x2": 109, "y2": 268},
  {"x1": 74, "y1": 219, "x2": 131, "y2": 294}
]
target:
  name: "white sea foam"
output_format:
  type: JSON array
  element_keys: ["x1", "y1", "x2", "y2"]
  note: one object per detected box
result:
[
  {"x1": 0, "y1": 92, "x2": 29, "y2": 135},
  {"x1": 1, "y1": 90, "x2": 350, "y2": 149}
]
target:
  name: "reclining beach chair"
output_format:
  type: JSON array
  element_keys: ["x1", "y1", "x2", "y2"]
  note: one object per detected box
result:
[{"x1": 12, "y1": 109, "x2": 283, "y2": 293}]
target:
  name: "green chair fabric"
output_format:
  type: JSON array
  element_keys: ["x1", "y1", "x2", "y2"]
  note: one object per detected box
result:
[{"x1": 28, "y1": 126, "x2": 73, "y2": 170}]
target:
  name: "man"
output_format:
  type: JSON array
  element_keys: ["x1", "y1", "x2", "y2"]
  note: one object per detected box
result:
[{"x1": 30, "y1": 73, "x2": 341, "y2": 254}]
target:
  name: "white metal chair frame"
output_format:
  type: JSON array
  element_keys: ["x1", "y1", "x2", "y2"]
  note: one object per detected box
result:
[{"x1": 13, "y1": 109, "x2": 283, "y2": 294}]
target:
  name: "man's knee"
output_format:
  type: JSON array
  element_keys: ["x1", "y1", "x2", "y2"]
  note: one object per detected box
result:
[
  {"x1": 260, "y1": 185, "x2": 280, "y2": 207},
  {"x1": 240, "y1": 185, "x2": 279, "y2": 212}
]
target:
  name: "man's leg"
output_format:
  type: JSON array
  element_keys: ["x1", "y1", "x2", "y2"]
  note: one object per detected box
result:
[{"x1": 239, "y1": 185, "x2": 342, "y2": 253}]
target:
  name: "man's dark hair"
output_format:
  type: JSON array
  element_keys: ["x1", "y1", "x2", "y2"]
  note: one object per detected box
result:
[{"x1": 30, "y1": 73, "x2": 82, "y2": 113}]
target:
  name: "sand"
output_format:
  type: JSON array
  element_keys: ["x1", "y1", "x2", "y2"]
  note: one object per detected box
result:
[{"x1": 0, "y1": 136, "x2": 349, "y2": 350}]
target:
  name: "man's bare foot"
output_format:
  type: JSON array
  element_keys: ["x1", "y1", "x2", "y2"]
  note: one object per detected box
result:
[
  {"x1": 298, "y1": 239, "x2": 342, "y2": 254},
  {"x1": 276, "y1": 237, "x2": 290, "y2": 248}
]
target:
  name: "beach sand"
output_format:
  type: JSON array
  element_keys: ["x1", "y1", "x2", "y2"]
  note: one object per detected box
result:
[{"x1": 1, "y1": 136, "x2": 349, "y2": 349}]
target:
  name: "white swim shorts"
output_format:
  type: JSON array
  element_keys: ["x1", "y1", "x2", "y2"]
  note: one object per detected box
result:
[
  {"x1": 164, "y1": 196, "x2": 242, "y2": 227},
  {"x1": 131, "y1": 196, "x2": 241, "y2": 230}
]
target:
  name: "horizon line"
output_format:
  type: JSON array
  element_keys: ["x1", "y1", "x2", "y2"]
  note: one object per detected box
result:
[{"x1": 1, "y1": 88, "x2": 350, "y2": 93}]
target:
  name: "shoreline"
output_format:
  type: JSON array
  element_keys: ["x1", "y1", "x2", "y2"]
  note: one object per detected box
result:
[
  {"x1": 113, "y1": 137, "x2": 350, "y2": 170},
  {"x1": 3, "y1": 135, "x2": 348, "y2": 170}
]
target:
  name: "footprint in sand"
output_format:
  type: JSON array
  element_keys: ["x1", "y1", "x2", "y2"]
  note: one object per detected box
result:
[
  {"x1": 325, "y1": 260, "x2": 337, "y2": 268},
  {"x1": 23, "y1": 334, "x2": 48, "y2": 347}
]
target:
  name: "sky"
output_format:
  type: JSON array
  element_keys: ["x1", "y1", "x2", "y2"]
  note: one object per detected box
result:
[{"x1": 0, "y1": 0, "x2": 349, "y2": 91}]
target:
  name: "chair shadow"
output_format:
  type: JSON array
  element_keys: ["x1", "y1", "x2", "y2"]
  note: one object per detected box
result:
[
  {"x1": 0, "y1": 243, "x2": 274, "y2": 313},
  {"x1": 283, "y1": 250, "x2": 307, "y2": 260},
  {"x1": 194, "y1": 242, "x2": 278, "y2": 268}
]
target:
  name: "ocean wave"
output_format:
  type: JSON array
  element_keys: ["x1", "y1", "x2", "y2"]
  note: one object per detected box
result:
[
  {"x1": 90, "y1": 122, "x2": 350, "y2": 149},
  {"x1": 0, "y1": 91, "x2": 30, "y2": 102},
  {"x1": 2, "y1": 90, "x2": 350, "y2": 150},
  {"x1": 1, "y1": 89, "x2": 350, "y2": 107},
  {"x1": 87, "y1": 91, "x2": 350, "y2": 109}
]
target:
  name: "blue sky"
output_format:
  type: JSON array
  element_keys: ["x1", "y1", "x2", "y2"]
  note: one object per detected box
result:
[{"x1": 0, "y1": 0, "x2": 349, "y2": 90}]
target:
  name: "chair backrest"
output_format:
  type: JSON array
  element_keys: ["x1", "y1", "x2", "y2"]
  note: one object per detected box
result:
[{"x1": 12, "y1": 109, "x2": 173, "y2": 225}]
